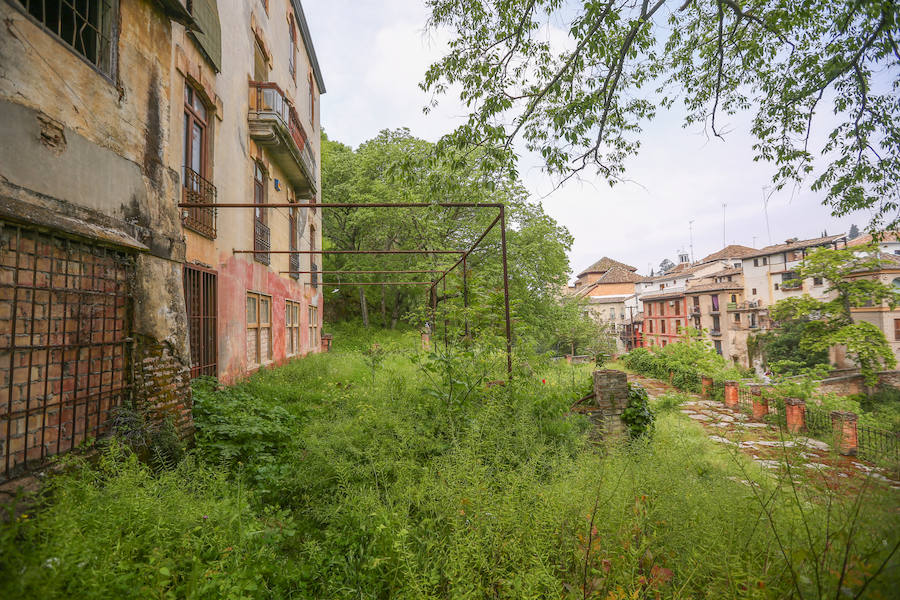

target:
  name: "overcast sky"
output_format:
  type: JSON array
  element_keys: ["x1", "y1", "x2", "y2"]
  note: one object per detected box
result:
[{"x1": 304, "y1": 1, "x2": 875, "y2": 279}]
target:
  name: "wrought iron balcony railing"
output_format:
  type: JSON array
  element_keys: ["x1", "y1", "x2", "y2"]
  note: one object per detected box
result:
[
  {"x1": 254, "y1": 220, "x2": 270, "y2": 265},
  {"x1": 182, "y1": 167, "x2": 217, "y2": 238},
  {"x1": 248, "y1": 81, "x2": 317, "y2": 189}
]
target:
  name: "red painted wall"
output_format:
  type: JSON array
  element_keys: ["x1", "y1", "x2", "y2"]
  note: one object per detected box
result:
[
  {"x1": 217, "y1": 252, "x2": 322, "y2": 384},
  {"x1": 641, "y1": 297, "x2": 688, "y2": 348}
]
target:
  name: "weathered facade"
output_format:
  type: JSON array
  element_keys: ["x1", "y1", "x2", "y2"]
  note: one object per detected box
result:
[
  {"x1": 0, "y1": 0, "x2": 325, "y2": 483},
  {"x1": 174, "y1": 0, "x2": 325, "y2": 384}
]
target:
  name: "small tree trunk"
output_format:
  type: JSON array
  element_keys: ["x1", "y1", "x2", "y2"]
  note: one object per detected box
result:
[
  {"x1": 359, "y1": 287, "x2": 369, "y2": 327},
  {"x1": 380, "y1": 284, "x2": 388, "y2": 326},
  {"x1": 390, "y1": 291, "x2": 402, "y2": 329}
]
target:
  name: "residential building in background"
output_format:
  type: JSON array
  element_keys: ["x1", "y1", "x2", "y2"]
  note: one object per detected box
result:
[
  {"x1": 847, "y1": 231, "x2": 900, "y2": 255},
  {"x1": 640, "y1": 290, "x2": 688, "y2": 348},
  {"x1": 568, "y1": 257, "x2": 644, "y2": 351},
  {"x1": 0, "y1": 0, "x2": 324, "y2": 483},
  {"x1": 847, "y1": 253, "x2": 900, "y2": 363}
]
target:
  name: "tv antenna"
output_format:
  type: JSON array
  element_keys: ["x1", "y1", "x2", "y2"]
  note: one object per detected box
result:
[
  {"x1": 762, "y1": 186, "x2": 773, "y2": 245},
  {"x1": 688, "y1": 219, "x2": 695, "y2": 262},
  {"x1": 722, "y1": 203, "x2": 727, "y2": 248}
]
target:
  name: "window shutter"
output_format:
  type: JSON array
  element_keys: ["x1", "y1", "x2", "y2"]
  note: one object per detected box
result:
[{"x1": 189, "y1": 0, "x2": 222, "y2": 72}]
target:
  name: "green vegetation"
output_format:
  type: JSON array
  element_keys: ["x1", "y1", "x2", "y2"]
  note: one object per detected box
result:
[
  {"x1": 765, "y1": 245, "x2": 899, "y2": 384},
  {"x1": 423, "y1": 0, "x2": 900, "y2": 232},
  {"x1": 621, "y1": 336, "x2": 745, "y2": 393},
  {"x1": 2, "y1": 330, "x2": 897, "y2": 598}
]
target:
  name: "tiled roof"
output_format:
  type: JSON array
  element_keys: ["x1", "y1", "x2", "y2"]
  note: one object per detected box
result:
[
  {"x1": 640, "y1": 289, "x2": 686, "y2": 301},
  {"x1": 576, "y1": 256, "x2": 638, "y2": 277},
  {"x1": 587, "y1": 295, "x2": 632, "y2": 304},
  {"x1": 653, "y1": 262, "x2": 710, "y2": 280},
  {"x1": 685, "y1": 281, "x2": 744, "y2": 293},
  {"x1": 711, "y1": 266, "x2": 742, "y2": 277},
  {"x1": 596, "y1": 265, "x2": 646, "y2": 284},
  {"x1": 847, "y1": 231, "x2": 900, "y2": 247},
  {"x1": 698, "y1": 245, "x2": 757, "y2": 263},
  {"x1": 745, "y1": 234, "x2": 846, "y2": 258}
]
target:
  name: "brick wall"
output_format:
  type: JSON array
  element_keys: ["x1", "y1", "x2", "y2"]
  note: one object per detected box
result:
[{"x1": 131, "y1": 337, "x2": 193, "y2": 437}]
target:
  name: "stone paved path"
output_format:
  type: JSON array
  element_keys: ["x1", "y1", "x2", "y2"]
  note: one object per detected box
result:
[{"x1": 628, "y1": 374, "x2": 900, "y2": 492}]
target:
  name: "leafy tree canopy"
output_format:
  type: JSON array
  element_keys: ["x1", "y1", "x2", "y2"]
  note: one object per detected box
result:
[
  {"x1": 321, "y1": 129, "x2": 575, "y2": 349},
  {"x1": 423, "y1": 0, "x2": 900, "y2": 231},
  {"x1": 659, "y1": 258, "x2": 676, "y2": 273}
]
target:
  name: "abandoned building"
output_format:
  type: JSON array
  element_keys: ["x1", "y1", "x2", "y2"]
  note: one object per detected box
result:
[{"x1": 0, "y1": 0, "x2": 324, "y2": 483}]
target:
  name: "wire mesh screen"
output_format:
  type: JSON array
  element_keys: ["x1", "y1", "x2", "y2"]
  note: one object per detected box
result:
[{"x1": 0, "y1": 223, "x2": 132, "y2": 482}]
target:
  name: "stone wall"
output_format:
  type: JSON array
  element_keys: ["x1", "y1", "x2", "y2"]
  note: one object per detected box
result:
[
  {"x1": 592, "y1": 369, "x2": 629, "y2": 438},
  {"x1": 816, "y1": 370, "x2": 900, "y2": 396}
]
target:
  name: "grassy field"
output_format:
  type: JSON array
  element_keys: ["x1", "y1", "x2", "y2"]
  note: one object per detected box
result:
[{"x1": 1, "y1": 327, "x2": 897, "y2": 598}]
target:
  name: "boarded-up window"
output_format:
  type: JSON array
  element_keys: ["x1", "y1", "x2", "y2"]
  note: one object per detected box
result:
[
  {"x1": 286, "y1": 300, "x2": 300, "y2": 355},
  {"x1": 247, "y1": 292, "x2": 271, "y2": 365},
  {"x1": 1, "y1": 224, "x2": 131, "y2": 482},
  {"x1": 308, "y1": 305, "x2": 318, "y2": 349}
]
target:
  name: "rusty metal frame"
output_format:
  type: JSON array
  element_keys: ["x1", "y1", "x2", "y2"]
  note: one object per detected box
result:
[
  {"x1": 1, "y1": 223, "x2": 131, "y2": 482},
  {"x1": 178, "y1": 201, "x2": 513, "y2": 375}
]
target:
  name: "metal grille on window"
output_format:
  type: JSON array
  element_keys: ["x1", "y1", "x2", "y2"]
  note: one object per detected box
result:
[
  {"x1": 183, "y1": 266, "x2": 217, "y2": 378},
  {"x1": 1, "y1": 223, "x2": 131, "y2": 482},
  {"x1": 17, "y1": 0, "x2": 117, "y2": 75}
]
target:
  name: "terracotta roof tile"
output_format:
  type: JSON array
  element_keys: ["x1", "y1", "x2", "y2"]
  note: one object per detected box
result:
[
  {"x1": 745, "y1": 234, "x2": 847, "y2": 258},
  {"x1": 699, "y1": 245, "x2": 757, "y2": 263},
  {"x1": 576, "y1": 256, "x2": 638, "y2": 278}
]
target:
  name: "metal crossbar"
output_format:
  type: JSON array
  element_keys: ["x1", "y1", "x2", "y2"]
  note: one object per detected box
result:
[{"x1": 177, "y1": 201, "x2": 514, "y2": 375}]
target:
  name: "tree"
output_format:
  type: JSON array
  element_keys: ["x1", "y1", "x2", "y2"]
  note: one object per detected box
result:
[
  {"x1": 849, "y1": 223, "x2": 860, "y2": 239},
  {"x1": 659, "y1": 258, "x2": 676, "y2": 273},
  {"x1": 423, "y1": 0, "x2": 900, "y2": 231},
  {"x1": 767, "y1": 245, "x2": 900, "y2": 384},
  {"x1": 321, "y1": 129, "x2": 575, "y2": 347}
]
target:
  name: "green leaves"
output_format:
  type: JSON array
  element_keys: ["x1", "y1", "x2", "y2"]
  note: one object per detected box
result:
[
  {"x1": 765, "y1": 244, "x2": 899, "y2": 382},
  {"x1": 423, "y1": 0, "x2": 900, "y2": 231}
]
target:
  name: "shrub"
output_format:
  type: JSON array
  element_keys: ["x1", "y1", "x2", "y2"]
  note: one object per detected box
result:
[{"x1": 622, "y1": 383, "x2": 654, "y2": 438}]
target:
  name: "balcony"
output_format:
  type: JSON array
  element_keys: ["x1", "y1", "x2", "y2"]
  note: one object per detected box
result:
[
  {"x1": 729, "y1": 300, "x2": 765, "y2": 312},
  {"x1": 248, "y1": 82, "x2": 317, "y2": 194},
  {"x1": 689, "y1": 306, "x2": 700, "y2": 316},
  {"x1": 182, "y1": 167, "x2": 217, "y2": 238},
  {"x1": 254, "y1": 220, "x2": 270, "y2": 265}
]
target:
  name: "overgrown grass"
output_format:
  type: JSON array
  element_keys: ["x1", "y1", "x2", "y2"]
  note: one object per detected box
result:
[{"x1": 1, "y1": 329, "x2": 898, "y2": 598}]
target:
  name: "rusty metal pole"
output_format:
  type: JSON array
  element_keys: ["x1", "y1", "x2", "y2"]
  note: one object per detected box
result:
[
  {"x1": 443, "y1": 276, "x2": 448, "y2": 351},
  {"x1": 499, "y1": 205, "x2": 512, "y2": 377},
  {"x1": 462, "y1": 254, "x2": 469, "y2": 337}
]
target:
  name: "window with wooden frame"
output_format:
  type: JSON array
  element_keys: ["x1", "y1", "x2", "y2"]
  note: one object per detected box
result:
[
  {"x1": 15, "y1": 0, "x2": 118, "y2": 76},
  {"x1": 288, "y1": 13, "x2": 297, "y2": 81},
  {"x1": 308, "y1": 305, "x2": 318, "y2": 349},
  {"x1": 182, "y1": 82, "x2": 216, "y2": 237},
  {"x1": 895, "y1": 318, "x2": 900, "y2": 341},
  {"x1": 253, "y1": 162, "x2": 270, "y2": 264},
  {"x1": 286, "y1": 300, "x2": 300, "y2": 355},
  {"x1": 246, "y1": 292, "x2": 272, "y2": 365}
]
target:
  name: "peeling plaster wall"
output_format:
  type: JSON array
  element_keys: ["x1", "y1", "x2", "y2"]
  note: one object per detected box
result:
[
  {"x1": 0, "y1": 1, "x2": 192, "y2": 433},
  {"x1": 172, "y1": 0, "x2": 324, "y2": 384}
]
